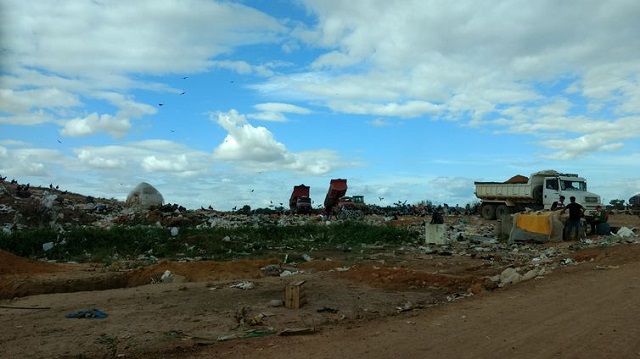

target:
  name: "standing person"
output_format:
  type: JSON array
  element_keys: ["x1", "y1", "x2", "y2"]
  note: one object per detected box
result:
[
  {"x1": 551, "y1": 195, "x2": 566, "y2": 210},
  {"x1": 560, "y1": 196, "x2": 584, "y2": 240}
]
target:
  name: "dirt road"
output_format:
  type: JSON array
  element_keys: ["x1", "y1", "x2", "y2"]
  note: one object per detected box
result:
[{"x1": 186, "y1": 245, "x2": 640, "y2": 359}]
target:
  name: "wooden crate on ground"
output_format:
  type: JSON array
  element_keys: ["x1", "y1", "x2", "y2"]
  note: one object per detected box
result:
[{"x1": 285, "y1": 280, "x2": 307, "y2": 309}]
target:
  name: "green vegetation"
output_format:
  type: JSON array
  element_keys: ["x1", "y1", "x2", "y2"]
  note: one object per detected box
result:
[{"x1": 0, "y1": 222, "x2": 420, "y2": 263}]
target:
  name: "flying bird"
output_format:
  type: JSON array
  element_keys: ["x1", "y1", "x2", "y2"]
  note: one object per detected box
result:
[
  {"x1": 179, "y1": 91, "x2": 186, "y2": 95},
  {"x1": 158, "y1": 103, "x2": 163, "y2": 106},
  {"x1": 57, "y1": 139, "x2": 62, "y2": 144},
  {"x1": 250, "y1": 189, "x2": 254, "y2": 192},
  {"x1": 182, "y1": 76, "x2": 188, "y2": 79},
  {"x1": 379, "y1": 197, "x2": 384, "y2": 201}
]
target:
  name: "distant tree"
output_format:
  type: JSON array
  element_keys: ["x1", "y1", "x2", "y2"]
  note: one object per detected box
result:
[
  {"x1": 253, "y1": 207, "x2": 274, "y2": 215},
  {"x1": 609, "y1": 199, "x2": 625, "y2": 210},
  {"x1": 237, "y1": 204, "x2": 252, "y2": 215}
]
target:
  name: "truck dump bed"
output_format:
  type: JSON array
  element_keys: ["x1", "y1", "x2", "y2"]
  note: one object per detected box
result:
[
  {"x1": 324, "y1": 179, "x2": 347, "y2": 211},
  {"x1": 474, "y1": 182, "x2": 535, "y2": 201}
]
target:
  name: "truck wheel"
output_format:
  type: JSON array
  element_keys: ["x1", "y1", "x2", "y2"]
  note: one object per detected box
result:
[
  {"x1": 533, "y1": 185, "x2": 543, "y2": 202},
  {"x1": 481, "y1": 204, "x2": 496, "y2": 220},
  {"x1": 495, "y1": 205, "x2": 511, "y2": 219}
]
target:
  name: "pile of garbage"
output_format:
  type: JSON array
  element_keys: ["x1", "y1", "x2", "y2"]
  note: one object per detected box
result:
[{"x1": 1, "y1": 180, "x2": 639, "y2": 290}]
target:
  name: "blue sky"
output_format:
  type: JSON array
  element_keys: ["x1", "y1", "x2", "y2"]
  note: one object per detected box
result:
[{"x1": 1, "y1": 0, "x2": 640, "y2": 210}]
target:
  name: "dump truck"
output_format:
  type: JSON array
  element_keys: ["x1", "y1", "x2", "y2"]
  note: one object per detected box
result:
[
  {"x1": 324, "y1": 179, "x2": 347, "y2": 213},
  {"x1": 475, "y1": 169, "x2": 602, "y2": 221},
  {"x1": 338, "y1": 195, "x2": 366, "y2": 210},
  {"x1": 336, "y1": 195, "x2": 367, "y2": 219},
  {"x1": 289, "y1": 184, "x2": 312, "y2": 214}
]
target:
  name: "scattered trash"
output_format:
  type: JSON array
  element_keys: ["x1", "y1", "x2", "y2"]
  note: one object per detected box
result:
[
  {"x1": 242, "y1": 328, "x2": 277, "y2": 338},
  {"x1": 246, "y1": 313, "x2": 263, "y2": 326},
  {"x1": 42, "y1": 242, "x2": 54, "y2": 251},
  {"x1": 317, "y1": 306, "x2": 339, "y2": 313},
  {"x1": 170, "y1": 227, "x2": 179, "y2": 236},
  {"x1": 41, "y1": 193, "x2": 58, "y2": 209},
  {"x1": 279, "y1": 270, "x2": 297, "y2": 277},
  {"x1": 216, "y1": 333, "x2": 237, "y2": 342},
  {"x1": 560, "y1": 258, "x2": 575, "y2": 266},
  {"x1": 269, "y1": 299, "x2": 284, "y2": 307},
  {"x1": 499, "y1": 267, "x2": 522, "y2": 287},
  {"x1": 616, "y1": 227, "x2": 635, "y2": 238},
  {"x1": 595, "y1": 265, "x2": 620, "y2": 270},
  {"x1": 65, "y1": 308, "x2": 108, "y2": 319},
  {"x1": 230, "y1": 281, "x2": 255, "y2": 290},
  {"x1": 261, "y1": 264, "x2": 282, "y2": 276},
  {"x1": 160, "y1": 270, "x2": 173, "y2": 282},
  {"x1": 217, "y1": 328, "x2": 277, "y2": 341},
  {"x1": 395, "y1": 302, "x2": 416, "y2": 312},
  {"x1": 279, "y1": 327, "x2": 317, "y2": 336}
]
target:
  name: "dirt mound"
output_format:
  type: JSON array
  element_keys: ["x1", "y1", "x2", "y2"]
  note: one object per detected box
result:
[
  {"x1": 125, "y1": 258, "x2": 281, "y2": 286},
  {"x1": 0, "y1": 249, "x2": 67, "y2": 275}
]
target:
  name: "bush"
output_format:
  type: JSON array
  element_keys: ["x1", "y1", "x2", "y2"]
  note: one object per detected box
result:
[{"x1": 0, "y1": 222, "x2": 419, "y2": 263}]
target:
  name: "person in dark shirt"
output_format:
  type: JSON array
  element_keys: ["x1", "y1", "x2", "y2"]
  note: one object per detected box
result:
[
  {"x1": 560, "y1": 196, "x2": 584, "y2": 240},
  {"x1": 430, "y1": 209, "x2": 444, "y2": 224}
]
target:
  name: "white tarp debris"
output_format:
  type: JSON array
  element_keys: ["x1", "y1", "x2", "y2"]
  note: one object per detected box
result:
[{"x1": 126, "y1": 182, "x2": 164, "y2": 209}]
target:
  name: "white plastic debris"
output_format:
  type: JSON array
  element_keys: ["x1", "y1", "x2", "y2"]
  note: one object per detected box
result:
[
  {"x1": 499, "y1": 267, "x2": 522, "y2": 286},
  {"x1": 616, "y1": 227, "x2": 635, "y2": 238},
  {"x1": 279, "y1": 270, "x2": 295, "y2": 277},
  {"x1": 42, "y1": 242, "x2": 54, "y2": 251},
  {"x1": 521, "y1": 268, "x2": 539, "y2": 281},
  {"x1": 170, "y1": 227, "x2": 179, "y2": 236},
  {"x1": 230, "y1": 281, "x2": 255, "y2": 290},
  {"x1": 160, "y1": 270, "x2": 173, "y2": 282},
  {"x1": 41, "y1": 193, "x2": 58, "y2": 209}
]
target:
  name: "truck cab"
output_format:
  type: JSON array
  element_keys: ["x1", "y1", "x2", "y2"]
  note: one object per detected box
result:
[
  {"x1": 542, "y1": 174, "x2": 601, "y2": 217},
  {"x1": 338, "y1": 195, "x2": 366, "y2": 210}
]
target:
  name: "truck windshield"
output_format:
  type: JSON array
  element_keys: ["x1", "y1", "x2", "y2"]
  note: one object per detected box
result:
[{"x1": 561, "y1": 180, "x2": 586, "y2": 191}]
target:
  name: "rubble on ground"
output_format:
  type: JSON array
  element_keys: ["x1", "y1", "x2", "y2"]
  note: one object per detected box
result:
[{"x1": 0, "y1": 179, "x2": 638, "y2": 290}]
